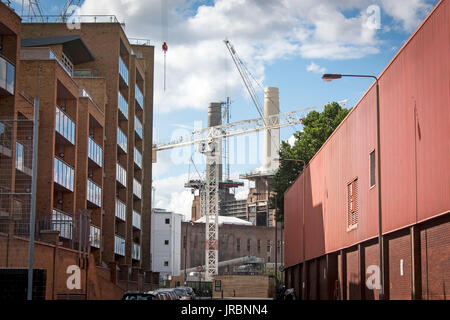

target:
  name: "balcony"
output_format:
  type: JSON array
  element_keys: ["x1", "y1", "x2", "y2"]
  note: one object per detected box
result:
[
  {"x1": 135, "y1": 116, "x2": 142, "y2": 139},
  {"x1": 15, "y1": 142, "x2": 32, "y2": 176},
  {"x1": 90, "y1": 225, "x2": 101, "y2": 248},
  {"x1": 134, "y1": 147, "x2": 142, "y2": 169},
  {"x1": 21, "y1": 47, "x2": 72, "y2": 76},
  {"x1": 55, "y1": 105, "x2": 75, "y2": 144},
  {"x1": 54, "y1": 157, "x2": 74, "y2": 191},
  {"x1": 117, "y1": 127, "x2": 127, "y2": 153},
  {"x1": 118, "y1": 91, "x2": 128, "y2": 120},
  {"x1": 119, "y1": 56, "x2": 128, "y2": 86},
  {"x1": 88, "y1": 137, "x2": 102, "y2": 167},
  {"x1": 132, "y1": 210, "x2": 141, "y2": 230},
  {"x1": 114, "y1": 235, "x2": 125, "y2": 256},
  {"x1": 52, "y1": 209, "x2": 73, "y2": 239},
  {"x1": 116, "y1": 163, "x2": 126, "y2": 187},
  {"x1": 87, "y1": 179, "x2": 102, "y2": 207},
  {"x1": 115, "y1": 198, "x2": 126, "y2": 221},
  {"x1": 133, "y1": 179, "x2": 142, "y2": 199},
  {"x1": 132, "y1": 242, "x2": 141, "y2": 260},
  {"x1": 135, "y1": 85, "x2": 143, "y2": 109},
  {"x1": 0, "y1": 54, "x2": 15, "y2": 95}
]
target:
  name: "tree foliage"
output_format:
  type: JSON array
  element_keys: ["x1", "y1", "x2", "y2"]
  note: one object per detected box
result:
[{"x1": 270, "y1": 102, "x2": 350, "y2": 222}]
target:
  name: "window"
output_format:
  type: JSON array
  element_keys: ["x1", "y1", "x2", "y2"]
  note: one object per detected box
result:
[
  {"x1": 165, "y1": 218, "x2": 170, "y2": 224},
  {"x1": 164, "y1": 240, "x2": 169, "y2": 245},
  {"x1": 247, "y1": 239, "x2": 251, "y2": 252},
  {"x1": 267, "y1": 240, "x2": 271, "y2": 253},
  {"x1": 347, "y1": 178, "x2": 359, "y2": 229},
  {"x1": 164, "y1": 261, "x2": 169, "y2": 267},
  {"x1": 215, "y1": 280, "x2": 222, "y2": 292},
  {"x1": 257, "y1": 239, "x2": 261, "y2": 252},
  {"x1": 370, "y1": 150, "x2": 376, "y2": 187},
  {"x1": 236, "y1": 238, "x2": 240, "y2": 251}
]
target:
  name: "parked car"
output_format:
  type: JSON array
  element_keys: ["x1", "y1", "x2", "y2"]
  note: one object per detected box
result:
[
  {"x1": 176, "y1": 286, "x2": 196, "y2": 300},
  {"x1": 122, "y1": 291, "x2": 158, "y2": 300},
  {"x1": 173, "y1": 287, "x2": 190, "y2": 300},
  {"x1": 154, "y1": 288, "x2": 179, "y2": 300}
]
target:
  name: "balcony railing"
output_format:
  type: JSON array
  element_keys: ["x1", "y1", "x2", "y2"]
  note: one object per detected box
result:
[
  {"x1": 21, "y1": 47, "x2": 72, "y2": 76},
  {"x1": 133, "y1": 178, "x2": 142, "y2": 199},
  {"x1": 135, "y1": 116, "x2": 142, "y2": 139},
  {"x1": 115, "y1": 198, "x2": 126, "y2": 221},
  {"x1": 117, "y1": 127, "x2": 127, "y2": 153},
  {"x1": 54, "y1": 157, "x2": 74, "y2": 191},
  {"x1": 114, "y1": 235, "x2": 125, "y2": 256},
  {"x1": 90, "y1": 225, "x2": 101, "y2": 248},
  {"x1": 116, "y1": 163, "x2": 127, "y2": 186},
  {"x1": 22, "y1": 15, "x2": 121, "y2": 24},
  {"x1": 135, "y1": 85, "x2": 143, "y2": 109},
  {"x1": 52, "y1": 209, "x2": 73, "y2": 240},
  {"x1": 0, "y1": 55, "x2": 15, "y2": 94},
  {"x1": 132, "y1": 210, "x2": 141, "y2": 230},
  {"x1": 88, "y1": 137, "x2": 102, "y2": 167},
  {"x1": 119, "y1": 56, "x2": 128, "y2": 86},
  {"x1": 55, "y1": 105, "x2": 75, "y2": 144},
  {"x1": 118, "y1": 91, "x2": 128, "y2": 119},
  {"x1": 132, "y1": 242, "x2": 141, "y2": 260},
  {"x1": 134, "y1": 147, "x2": 142, "y2": 169},
  {"x1": 87, "y1": 179, "x2": 102, "y2": 207}
]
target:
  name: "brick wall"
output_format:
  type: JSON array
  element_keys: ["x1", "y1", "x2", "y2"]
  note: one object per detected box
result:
[
  {"x1": 420, "y1": 216, "x2": 450, "y2": 299},
  {"x1": 387, "y1": 230, "x2": 411, "y2": 299}
]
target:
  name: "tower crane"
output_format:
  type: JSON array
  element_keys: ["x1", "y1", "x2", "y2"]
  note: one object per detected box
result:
[{"x1": 152, "y1": 106, "x2": 324, "y2": 280}]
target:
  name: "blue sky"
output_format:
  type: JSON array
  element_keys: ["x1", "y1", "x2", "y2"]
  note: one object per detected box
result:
[{"x1": 15, "y1": 0, "x2": 439, "y2": 218}]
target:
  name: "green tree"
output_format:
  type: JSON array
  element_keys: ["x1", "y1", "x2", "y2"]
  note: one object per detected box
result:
[{"x1": 270, "y1": 102, "x2": 349, "y2": 222}]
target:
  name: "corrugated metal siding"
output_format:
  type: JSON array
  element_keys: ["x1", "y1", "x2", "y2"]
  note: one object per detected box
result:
[{"x1": 283, "y1": 0, "x2": 450, "y2": 267}]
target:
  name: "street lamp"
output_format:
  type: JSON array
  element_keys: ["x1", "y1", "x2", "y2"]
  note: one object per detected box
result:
[
  {"x1": 322, "y1": 73, "x2": 384, "y2": 300},
  {"x1": 274, "y1": 157, "x2": 306, "y2": 299}
]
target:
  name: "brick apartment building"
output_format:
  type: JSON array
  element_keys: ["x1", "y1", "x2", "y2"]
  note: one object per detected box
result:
[
  {"x1": 0, "y1": 2, "x2": 155, "y2": 299},
  {"x1": 283, "y1": 0, "x2": 449, "y2": 300}
]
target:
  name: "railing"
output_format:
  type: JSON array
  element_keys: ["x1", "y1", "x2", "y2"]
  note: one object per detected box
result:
[
  {"x1": 128, "y1": 38, "x2": 151, "y2": 46},
  {"x1": 0, "y1": 55, "x2": 15, "y2": 94},
  {"x1": 15, "y1": 141, "x2": 24, "y2": 171},
  {"x1": 133, "y1": 178, "x2": 142, "y2": 199},
  {"x1": 119, "y1": 56, "x2": 128, "y2": 86},
  {"x1": 116, "y1": 163, "x2": 127, "y2": 186},
  {"x1": 55, "y1": 105, "x2": 75, "y2": 144},
  {"x1": 115, "y1": 198, "x2": 126, "y2": 221},
  {"x1": 21, "y1": 47, "x2": 72, "y2": 76},
  {"x1": 132, "y1": 210, "x2": 141, "y2": 230},
  {"x1": 87, "y1": 179, "x2": 102, "y2": 207},
  {"x1": 54, "y1": 157, "x2": 74, "y2": 191},
  {"x1": 135, "y1": 116, "x2": 142, "y2": 139},
  {"x1": 117, "y1": 127, "x2": 127, "y2": 153},
  {"x1": 134, "y1": 147, "x2": 142, "y2": 169},
  {"x1": 132, "y1": 242, "x2": 141, "y2": 260},
  {"x1": 135, "y1": 85, "x2": 143, "y2": 109},
  {"x1": 88, "y1": 137, "x2": 102, "y2": 167},
  {"x1": 118, "y1": 91, "x2": 128, "y2": 119},
  {"x1": 52, "y1": 209, "x2": 73, "y2": 239},
  {"x1": 90, "y1": 225, "x2": 101, "y2": 248},
  {"x1": 21, "y1": 15, "x2": 121, "y2": 24},
  {"x1": 114, "y1": 235, "x2": 125, "y2": 256},
  {"x1": 73, "y1": 69, "x2": 99, "y2": 78}
]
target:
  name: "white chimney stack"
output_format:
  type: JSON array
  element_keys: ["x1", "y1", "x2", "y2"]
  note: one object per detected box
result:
[{"x1": 262, "y1": 87, "x2": 280, "y2": 172}]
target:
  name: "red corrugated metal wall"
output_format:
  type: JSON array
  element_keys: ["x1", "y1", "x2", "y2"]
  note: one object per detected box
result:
[{"x1": 284, "y1": 0, "x2": 450, "y2": 267}]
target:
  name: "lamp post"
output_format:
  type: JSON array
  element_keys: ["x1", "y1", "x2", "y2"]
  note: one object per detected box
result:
[
  {"x1": 322, "y1": 73, "x2": 384, "y2": 300},
  {"x1": 275, "y1": 158, "x2": 306, "y2": 299}
]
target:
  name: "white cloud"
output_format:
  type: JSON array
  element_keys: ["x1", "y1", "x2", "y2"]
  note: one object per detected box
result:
[
  {"x1": 306, "y1": 62, "x2": 326, "y2": 74},
  {"x1": 79, "y1": 0, "x2": 433, "y2": 114}
]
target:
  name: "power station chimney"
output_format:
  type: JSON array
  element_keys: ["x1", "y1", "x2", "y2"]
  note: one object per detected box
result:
[
  {"x1": 262, "y1": 87, "x2": 280, "y2": 172},
  {"x1": 207, "y1": 102, "x2": 222, "y2": 181}
]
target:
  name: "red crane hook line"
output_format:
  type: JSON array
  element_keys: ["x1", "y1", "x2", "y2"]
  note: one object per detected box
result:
[{"x1": 162, "y1": 42, "x2": 168, "y2": 91}]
